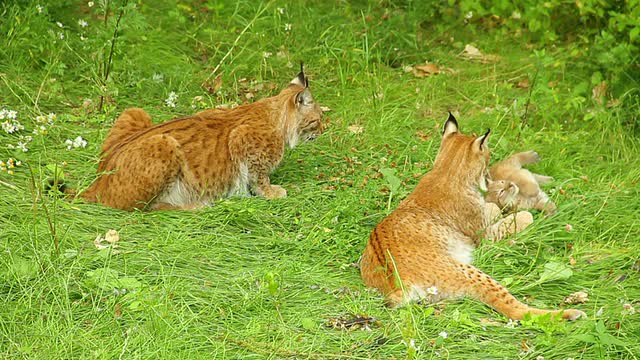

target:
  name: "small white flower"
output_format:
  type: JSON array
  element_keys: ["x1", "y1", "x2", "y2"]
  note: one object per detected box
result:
[
  {"x1": 56, "y1": 21, "x2": 64, "y2": 28},
  {"x1": 36, "y1": 5, "x2": 44, "y2": 13},
  {"x1": 426, "y1": 286, "x2": 438, "y2": 295},
  {"x1": 78, "y1": 19, "x2": 88, "y2": 28},
  {"x1": 2, "y1": 120, "x2": 25, "y2": 134},
  {"x1": 465, "y1": 11, "x2": 473, "y2": 19},
  {"x1": 6, "y1": 110, "x2": 17, "y2": 119},
  {"x1": 80, "y1": 34, "x2": 88, "y2": 41},
  {"x1": 263, "y1": 51, "x2": 272, "y2": 59},
  {"x1": 73, "y1": 136, "x2": 87, "y2": 148},
  {"x1": 438, "y1": 331, "x2": 448, "y2": 339},
  {"x1": 58, "y1": 32, "x2": 65, "y2": 40},
  {"x1": 284, "y1": 23, "x2": 292, "y2": 31},
  {"x1": 622, "y1": 303, "x2": 635, "y2": 315},
  {"x1": 88, "y1": 1, "x2": 94, "y2": 7},
  {"x1": 65, "y1": 139, "x2": 74, "y2": 150},
  {"x1": 152, "y1": 73, "x2": 164, "y2": 82},
  {"x1": 277, "y1": 7, "x2": 285, "y2": 14},
  {"x1": 164, "y1": 91, "x2": 178, "y2": 107}
]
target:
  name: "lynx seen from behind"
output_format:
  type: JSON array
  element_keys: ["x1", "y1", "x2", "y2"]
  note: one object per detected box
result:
[
  {"x1": 360, "y1": 114, "x2": 585, "y2": 321},
  {"x1": 76, "y1": 66, "x2": 323, "y2": 211}
]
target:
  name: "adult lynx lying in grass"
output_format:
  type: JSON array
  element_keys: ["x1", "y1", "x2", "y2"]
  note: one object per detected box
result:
[
  {"x1": 76, "y1": 67, "x2": 323, "y2": 211},
  {"x1": 487, "y1": 151, "x2": 557, "y2": 216},
  {"x1": 360, "y1": 114, "x2": 585, "y2": 321}
]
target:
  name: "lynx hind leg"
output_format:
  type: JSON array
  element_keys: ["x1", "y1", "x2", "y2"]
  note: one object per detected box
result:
[
  {"x1": 83, "y1": 134, "x2": 188, "y2": 211},
  {"x1": 452, "y1": 262, "x2": 585, "y2": 320},
  {"x1": 535, "y1": 194, "x2": 557, "y2": 216},
  {"x1": 101, "y1": 108, "x2": 153, "y2": 153},
  {"x1": 533, "y1": 173, "x2": 554, "y2": 185},
  {"x1": 485, "y1": 211, "x2": 533, "y2": 241},
  {"x1": 512, "y1": 151, "x2": 541, "y2": 166}
]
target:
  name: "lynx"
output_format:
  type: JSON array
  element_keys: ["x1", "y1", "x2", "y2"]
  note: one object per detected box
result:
[
  {"x1": 360, "y1": 114, "x2": 585, "y2": 320},
  {"x1": 487, "y1": 151, "x2": 557, "y2": 215},
  {"x1": 73, "y1": 66, "x2": 323, "y2": 211}
]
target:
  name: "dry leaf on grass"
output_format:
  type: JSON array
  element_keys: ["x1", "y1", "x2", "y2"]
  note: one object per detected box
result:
[
  {"x1": 347, "y1": 125, "x2": 364, "y2": 134},
  {"x1": 516, "y1": 78, "x2": 530, "y2": 88},
  {"x1": 563, "y1": 291, "x2": 589, "y2": 305},
  {"x1": 462, "y1": 44, "x2": 500, "y2": 63},
  {"x1": 411, "y1": 62, "x2": 456, "y2": 77},
  {"x1": 202, "y1": 74, "x2": 223, "y2": 94},
  {"x1": 320, "y1": 106, "x2": 332, "y2": 112},
  {"x1": 326, "y1": 314, "x2": 380, "y2": 331},
  {"x1": 94, "y1": 229, "x2": 120, "y2": 250}
]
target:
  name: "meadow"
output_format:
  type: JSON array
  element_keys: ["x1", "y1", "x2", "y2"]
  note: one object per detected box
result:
[{"x1": 1, "y1": 1, "x2": 638, "y2": 358}]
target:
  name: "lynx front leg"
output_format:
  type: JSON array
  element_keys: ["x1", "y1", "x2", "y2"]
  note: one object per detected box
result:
[{"x1": 82, "y1": 134, "x2": 188, "y2": 211}]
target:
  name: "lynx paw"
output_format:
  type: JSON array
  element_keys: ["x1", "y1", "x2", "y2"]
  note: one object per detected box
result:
[
  {"x1": 513, "y1": 211, "x2": 534, "y2": 232},
  {"x1": 263, "y1": 185, "x2": 287, "y2": 199},
  {"x1": 561, "y1": 309, "x2": 587, "y2": 321},
  {"x1": 523, "y1": 150, "x2": 541, "y2": 163}
]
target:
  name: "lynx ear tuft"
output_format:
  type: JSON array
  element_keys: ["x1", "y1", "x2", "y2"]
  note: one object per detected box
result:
[
  {"x1": 290, "y1": 62, "x2": 308, "y2": 88},
  {"x1": 475, "y1": 128, "x2": 491, "y2": 150},
  {"x1": 443, "y1": 112, "x2": 459, "y2": 136}
]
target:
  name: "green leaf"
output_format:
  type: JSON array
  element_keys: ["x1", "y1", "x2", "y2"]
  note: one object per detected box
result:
[
  {"x1": 537, "y1": 261, "x2": 573, "y2": 284},
  {"x1": 380, "y1": 168, "x2": 401, "y2": 193},
  {"x1": 572, "y1": 333, "x2": 598, "y2": 343},
  {"x1": 301, "y1": 318, "x2": 316, "y2": 330},
  {"x1": 598, "y1": 333, "x2": 628, "y2": 347}
]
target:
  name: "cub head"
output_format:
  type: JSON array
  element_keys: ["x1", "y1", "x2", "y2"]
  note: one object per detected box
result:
[
  {"x1": 485, "y1": 179, "x2": 519, "y2": 211},
  {"x1": 434, "y1": 113, "x2": 491, "y2": 190},
  {"x1": 281, "y1": 63, "x2": 324, "y2": 148}
]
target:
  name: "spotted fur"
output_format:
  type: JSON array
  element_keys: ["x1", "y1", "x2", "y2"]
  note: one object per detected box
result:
[
  {"x1": 360, "y1": 114, "x2": 584, "y2": 320},
  {"x1": 74, "y1": 68, "x2": 323, "y2": 211}
]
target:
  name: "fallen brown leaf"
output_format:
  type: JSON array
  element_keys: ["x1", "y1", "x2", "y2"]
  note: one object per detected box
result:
[
  {"x1": 413, "y1": 63, "x2": 440, "y2": 77},
  {"x1": 462, "y1": 44, "x2": 500, "y2": 63},
  {"x1": 516, "y1": 78, "x2": 530, "y2": 89},
  {"x1": 202, "y1": 74, "x2": 223, "y2": 94},
  {"x1": 347, "y1": 125, "x2": 364, "y2": 134}
]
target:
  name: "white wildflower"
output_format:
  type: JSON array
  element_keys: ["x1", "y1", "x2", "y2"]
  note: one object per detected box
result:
[
  {"x1": 622, "y1": 303, "x2": 635, "y2": 315},
  {"x1": 36, "y1": 5, "x2": 44, "y2": 13},
  {"x1": 284, "y1": 23, "x2": 292, "y2": 31},
  {"x1": 78, "y1": 19, "x2": 88, "y2": 28},
  {"x1": 88, "y1": 1, "x2": 94, "y2": 7},
  {"x1": 56, "y1": 21, "x2": 64, "y2": 28},
  {"x1": 164, "y1": 91, "x2": 178, "y2": 107},
  {"x1": 2, "y1": 120, "x2": 24, "y2": 134},
  {"x1": 465, "y1": 11, "x2": 473, "y2": 19},
  {"x1": 438, "y1": 331, "x2": 448, "y2": 339},
  {"x1": 65, "y1": 136, "x2": 87, "y2": 150},
  {"x1": 426, "y1": 286, "x2": 438, "y2": 295},
  {"x1": 80, "y1": 35, "x2": 88, "y2": 41},
  {"x1": 277, "y1": 7, "x2": 285, "y2": 14},
  {"x1": 58, "y1": 32, "x2": 65, "y2": 40},
  {"x1": 263, "y1": 51, "x2": 272, "y2": 59},
  {"x1": 152, "y1": 73, "x2": 164, "y2": 83}
]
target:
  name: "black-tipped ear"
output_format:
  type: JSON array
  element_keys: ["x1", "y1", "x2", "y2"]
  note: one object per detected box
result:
[
  {"x1": 475, "y1": 128, "x2": 491, "y2": 150},
  {"x1": 290, "y1": 62, "x2": 307, "y2": 87},
  {"x1": 443, "y1": 112, "x2": 459, "y2": 136}
]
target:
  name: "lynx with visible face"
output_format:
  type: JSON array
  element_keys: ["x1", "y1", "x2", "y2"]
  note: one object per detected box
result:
[{"x1": 73, "y1": 66, "x2": 323, "y2": 211}]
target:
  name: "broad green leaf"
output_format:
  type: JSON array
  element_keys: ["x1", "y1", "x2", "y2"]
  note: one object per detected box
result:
[
  {"x1": 538, "y1": 261, "x2": 573, "y2": 284},
  {"x1": 380, "y1": 168, "x2": 401, "y2": 193}
]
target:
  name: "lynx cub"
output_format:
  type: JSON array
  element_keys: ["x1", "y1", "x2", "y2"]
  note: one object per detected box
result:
[
  {"x1": 487, "y1": 151, "x2": 557, "y2": 215},
  {"x1": 360, "y1": 114, "x2": 585, "y2": 320},
  {"x1": 75, "y1": 66, "x2": 323, "y2": 211}
]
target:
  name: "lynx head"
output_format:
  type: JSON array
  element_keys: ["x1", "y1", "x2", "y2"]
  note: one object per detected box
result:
[
  {"x1": 280, "y1": 63, "x2": 324, "y2": 148},
  {"x1": 485, "y1": 179, "x2": 519, "y2": 211},
  {"x1": 433, "y1": 113, "x2": 491, "y2": 190}
]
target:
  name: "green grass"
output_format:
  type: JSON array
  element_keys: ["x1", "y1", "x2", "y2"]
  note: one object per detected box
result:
[{"x1": 1, "y1": 1, "x2": 639, "y2": 358}]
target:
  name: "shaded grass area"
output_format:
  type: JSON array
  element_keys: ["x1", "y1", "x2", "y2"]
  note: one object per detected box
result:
[{"x1": 1, "y1": 0, "x2": 639, "y2": 358}]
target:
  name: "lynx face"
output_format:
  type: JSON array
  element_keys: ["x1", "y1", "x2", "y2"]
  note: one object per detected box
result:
[
  {"x1": 486, "y1": 179, "x2": 519, "y2": 211},
  {"x1": 283, "y1": 70, "x2": 324, "y2": 147}
]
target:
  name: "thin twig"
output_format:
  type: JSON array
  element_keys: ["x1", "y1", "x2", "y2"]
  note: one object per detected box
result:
[
  {"x1": 98, "y1": 0, "x2": 128, "y2": 112},
  {"x1": 520, "y1": 68, "x2": 539, "y2": 130}
]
